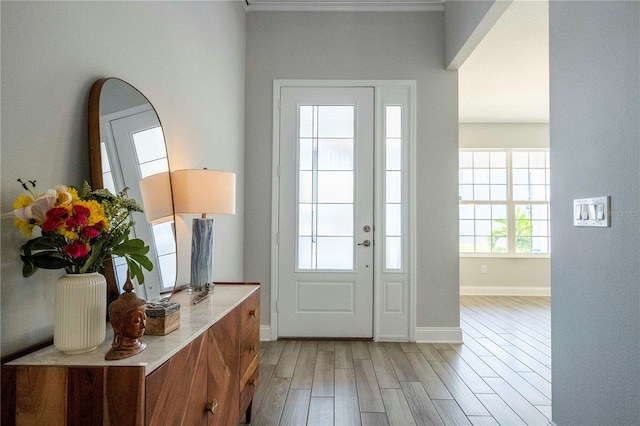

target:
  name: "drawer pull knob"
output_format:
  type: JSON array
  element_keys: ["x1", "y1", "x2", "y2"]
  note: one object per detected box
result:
[
  {"x1": 249, "y1": 309, "x2": 257, "y2": 317},
  {"x1": 248, "y1": 379, "x2": 257, "y2": 387},
  {"x1": 205, "y1": 399, "x2": 219, "y2": 414},
  {"x1": 250, "y1": 344, "x2": 258, "y2": 352}
]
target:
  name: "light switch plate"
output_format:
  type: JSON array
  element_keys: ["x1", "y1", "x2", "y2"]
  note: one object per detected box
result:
[{"x1": 573, "y1": 196, "x2": 610, "y2": 227}]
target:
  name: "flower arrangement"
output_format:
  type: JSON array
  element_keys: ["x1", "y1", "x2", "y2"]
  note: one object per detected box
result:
[{"x1": 13, "y1": 179, "x2": 153, "y2": 283}]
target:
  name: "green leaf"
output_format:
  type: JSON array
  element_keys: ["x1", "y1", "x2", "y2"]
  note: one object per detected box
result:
[
  {"x1": 127, "y1": 259, "x2": 144, "y2": 284},
  {"x1": 31, "y1": 252, "x2": 70, "y2": 270},
  {"x1": 129, "y1": 253, "x2": 154, "y2": 271}
]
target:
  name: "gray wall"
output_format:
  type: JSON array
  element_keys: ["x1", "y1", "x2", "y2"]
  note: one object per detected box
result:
[
  {"x1": 245, "y1": 11, "x2": 460, "y2": 330},
  {"x1": 550, "y1": 1, "x2": 640, "y2": 424},
  {"x1": 1, "y1": 1, "x2": 246, "y2": 357}
]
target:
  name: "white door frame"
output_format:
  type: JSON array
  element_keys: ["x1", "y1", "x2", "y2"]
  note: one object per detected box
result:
[{"x1": 270, "y1": 79, "x2": 417, "y2": 342}]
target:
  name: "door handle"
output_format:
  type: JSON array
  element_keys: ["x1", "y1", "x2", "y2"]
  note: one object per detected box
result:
[{"x1": 357, "y1": 240, "x2": 371, "y2": 247}]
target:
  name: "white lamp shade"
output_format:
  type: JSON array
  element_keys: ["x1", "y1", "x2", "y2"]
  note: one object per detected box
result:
[
  {"x1": 172, "y1": 169, "x2": 236, "y2": 216},
  {"x1": 139, "y1": 172, "x2": 174, "y2": 224}
]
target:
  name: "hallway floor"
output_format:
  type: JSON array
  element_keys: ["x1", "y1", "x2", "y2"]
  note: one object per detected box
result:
[{"x1": 249, "y1": 296, "x2": 551, "y2": 425}]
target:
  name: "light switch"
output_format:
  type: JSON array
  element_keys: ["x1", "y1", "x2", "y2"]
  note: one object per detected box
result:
[{"x1": 574, "y1": 196, "x2": 610, "y2": 227}]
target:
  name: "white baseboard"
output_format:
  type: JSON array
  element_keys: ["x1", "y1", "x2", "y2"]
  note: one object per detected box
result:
[
  {"x1": 415, "y1": 327, "x2": 463, "y2": 343},
  {"x1": 260, "y1": 325, "x2": 273, "y2": 341},
  {"x1": 460, "y1": 285, "x2": 550, "y2": 296}
]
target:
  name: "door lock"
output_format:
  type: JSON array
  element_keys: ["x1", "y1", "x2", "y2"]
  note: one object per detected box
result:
[
  {"x1": 357, "y1": 240, "x2": 372, "y2": 247},
  {"x1": 363, "y1": 225, "x2": 371, "y2": 233}
]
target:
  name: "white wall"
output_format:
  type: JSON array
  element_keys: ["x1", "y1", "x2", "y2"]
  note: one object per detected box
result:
[
  {"x1": 550, "y1": 2, "x2": 639, "y2": 424},
  {"x1": 245, "y1": 11, "x2": 460, "y2": 331},
  {"x1": 459, "y1": 123, "x2": 550, "y2": 294},
  {"x1": 1, "y1": 1, "x2": 246, "y2": 357}
]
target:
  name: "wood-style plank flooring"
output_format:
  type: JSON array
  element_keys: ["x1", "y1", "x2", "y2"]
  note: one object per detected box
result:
[{"x1": 248, "y1": 296, "x2": 551, "y2": 425}]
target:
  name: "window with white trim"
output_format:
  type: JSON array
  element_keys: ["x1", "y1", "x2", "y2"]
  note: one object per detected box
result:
[{"x1": 459, "y1": 149, "x2": 550, "y2": 255}]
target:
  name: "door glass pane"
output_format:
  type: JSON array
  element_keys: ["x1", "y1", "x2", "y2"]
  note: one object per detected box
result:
[
  {"x1": 317, "y1": 204, "x2": 353, "y2": 236},
  {"x1": 297, "y1": 105, "x2": 355, "y2": 270},
  {"x1": 317, "y1": 106, "x2": 354, "y2": 138},
  {"x1": 318, "y1": 139, "x2": 353, "y2": 170},
  {"x1": 133, "y1": 127, "x2": 166, "y2": 163},
  {"x1": 317, "y1": 171, "x2": 353, "y2": 203},
  {"x1": 385, "y1": 105, "x2": 403, "y2": 270},
  {"x1": 316, "y1": 237, "x2": 353, "y2": 270}
]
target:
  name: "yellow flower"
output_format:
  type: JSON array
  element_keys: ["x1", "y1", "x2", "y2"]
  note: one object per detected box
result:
[
  {"x1": 76, "y1": 200, "x2": 108, "y2": 228},
  {"x1": 13, "y1": 195, "x2": 33, "y2": 209},
  {"x1": 14, "y1": 217, "x2": 34, "y2": 237},
  {"x1": 63, "y1": 230, "x2": 79, "y2": 240}
]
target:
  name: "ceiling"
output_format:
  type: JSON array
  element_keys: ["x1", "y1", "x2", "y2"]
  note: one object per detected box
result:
[
  {"x1": 459, "y1": 1, "x2": 549, "y2": 122},
  {"x1": 246, "y1": 0, "x2": 549, "y2": 123}
]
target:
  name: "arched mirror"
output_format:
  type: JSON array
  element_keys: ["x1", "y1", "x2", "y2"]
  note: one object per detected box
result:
[{"x1": 88, "y1": 78, "x2": 176, "y2": 304}]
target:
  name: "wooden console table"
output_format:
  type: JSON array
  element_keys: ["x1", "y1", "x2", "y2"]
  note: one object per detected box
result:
[{"x1": 2, "y1": 283, "x2": 260, "y2": 425}]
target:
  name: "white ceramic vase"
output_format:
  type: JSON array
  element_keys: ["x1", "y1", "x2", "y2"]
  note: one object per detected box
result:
[{"x1": 54, "y1": 272, "x2": 107, "y2": 354}]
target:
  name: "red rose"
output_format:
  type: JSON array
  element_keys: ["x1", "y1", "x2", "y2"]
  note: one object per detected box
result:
[
  {"x1": 66, "y1": 205, "x2": 90, "y2": 227},
  {"x1": 42, "y1": 207, "x2": 68, "y2": 231},
  {"x1": 81, "y1": 226, "x2": 101, "y2": 239},
  {"x1": 63, "y1": 241, "x2": 89, "y2": 259}
]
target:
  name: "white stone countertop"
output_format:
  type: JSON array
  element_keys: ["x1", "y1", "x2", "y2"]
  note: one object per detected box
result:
[{"x1": 6, "y1": 284, "x2": 259, "y2": 376}]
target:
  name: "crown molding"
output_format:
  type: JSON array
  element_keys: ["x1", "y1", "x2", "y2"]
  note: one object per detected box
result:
[{"x1": 246, "y1": 0, "x2": 444, "y2": 12}]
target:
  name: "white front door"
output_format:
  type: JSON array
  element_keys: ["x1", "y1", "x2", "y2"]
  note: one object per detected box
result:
[{"x1": 278, "y1": 87, "x2": 375, "y2": 338}]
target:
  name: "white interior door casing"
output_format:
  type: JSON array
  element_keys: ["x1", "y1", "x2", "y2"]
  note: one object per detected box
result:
[{"x1": 271, "y1": 80, "x2": 416, "y2": 342}]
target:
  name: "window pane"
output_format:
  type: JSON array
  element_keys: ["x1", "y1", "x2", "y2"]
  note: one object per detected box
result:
[
  {"x1": 158, "y1": 253, "x2": 177, "y2": 290},
  {"x1": 460, "y1": 169, "x2": 473, "y2": 184},
  {"x1": 317, "y1": 171, "x2": 353, "y2": 203},
  {"x1": 513, "y1": 185, "x2": 530, "y2": 200},
  {"x1": 490, "y1": 169, "x2": 507, "y2": 184},
  {"x1": 474, "y1": 151, "x2": 490, "y2": 167},
  {"x1": 299, "y1": 138, "x2": 313, "y2": 170},
  {"x1": 460, "y1": 236, "x2": 474, "y2": 252},
  {"x1": 386, "y1": 139, "x2": 402, "y2": 170},
  {"x1": 386, "y1": 204, "x2": 402, "y2": 236},
  {"x1": 318, "y1": 139, "x2": 353, "y2": 170},
  {"x1": 532, "y1": 237, "x2": 549, "y2": 253},
  {"x1": 298, "y1": 203, "x2": 312, "y2": 236},
  {"x1": 317, "y1": 106, "x2": 354, "y2": 138},
  {"x1": 513, "y1": 169, "x2": 529, "y2": 185},
  {"x1": 317, "y1": 204, "x2": 353, "y2": 236},
  {"x1": 475, "y1": 237, "x2": 491, "y2": 252},
  {"x1": 299, "y1": 106, "x2": 314, "y2": 137},
  {"x1": 460, "y1": 219, "x2": 475, "y2": 235},
  {"x1": 529, "y1": 169, "x2": 546, "y2": 185},
  {"x1": 490, "y1": 151, "x2": 507, "y2": 168},
  {"x1": 459, "y1": 151, "x2": 473, "y2": 168},
  {"x1": 385, "y1": 236, "x2": 402, "y2": 270},
  {"x1": 459, "y1": 185, "x2": 473, "y2": 200},
  {"x1": 139, "y1": 158, "x2": 169, "y2": 178},
  {"x1": 474, "y1": 169, "x2": 490, "y2": 184},
  {"x1": 530, "y1": 185, "x2": 547, "y2": 201},
  {"x1": 512, "y1": 151, "x2": 528, "y2": 168},
  {"x1": 475, "y1": 205, "x2": 491, "y2": 219},
  {"x1": 316, "y1": 237, "x2": 353, "y2": 269},
  {"x1": 386, "y1": 106, "x2": 402, "y2": 138},
  {"x1": 386, "y1": 171, "x2": 402, "y2": 203},
  {"x1": 532, "y1": 220, "x2": 549, "y2": 236},
  {"x1": 529, "y1": 151, "x2": 546, "y2": 168},
  {"x1": 492, "y1": 204, "x2": 507, "y2": 219},
  {"x1": 299, "y1": 171, "x2": 313, "y2": 203},
  {"x1": 460, "y1": 204, "x2": 474, "y2": 219},
  {"x1": 476, "y1": 220, "x2": 491, "y2": 236},
  {"x1": 474, "y1": 185, "x2": 490, "y2": 200},
  {"x1": 531, "y1": 204, "x2": 549, "y2": 220},
  {"x1": 152, "y1": 221, "x2": 176, "y2": 255},
  {"x1": 298, "y1": 237, "x2": 312, "y2": 269},
  {"x1": 133, "y1": 127, "x2": 166, "y2": 163},
  {"x1": 490, "y1": 185, "x2": 507, "y2": 200}
]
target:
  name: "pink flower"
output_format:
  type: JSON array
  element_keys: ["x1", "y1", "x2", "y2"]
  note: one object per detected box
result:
[
  {"x1": 81, "y1": 226, "x2": 101, "y2": 239},
  {"x1": 41, "y1": 207, "x2": 68, "y2": 232},
  {"x1": 66, "y1": 205, "x2": 90, "y2": 227},
  {"x1": 63, "y1": 241, "x2": 89, "y2": 259}
]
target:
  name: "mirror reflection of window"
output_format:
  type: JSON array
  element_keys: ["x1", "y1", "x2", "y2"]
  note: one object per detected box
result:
[{"x1": 131, "y1": 128, "x2": 177, "y2": 292}]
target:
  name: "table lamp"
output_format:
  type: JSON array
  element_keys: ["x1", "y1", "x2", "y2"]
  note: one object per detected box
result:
[
  {"x1": 139, "y1": 172, "x2": 174, "y2": 224},
  {"x1": 172, "y1": 169, "x2": 236, "y2": 293}
]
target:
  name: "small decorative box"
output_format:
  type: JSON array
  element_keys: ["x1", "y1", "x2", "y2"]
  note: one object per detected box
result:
[{"x1": 145, "y1": 301, "x2": 180, "y2": 335}]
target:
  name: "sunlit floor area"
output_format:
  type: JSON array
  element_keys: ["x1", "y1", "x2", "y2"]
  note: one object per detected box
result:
[{"x1": 248, "y1": 296, "x2": 551, "y2": 425}]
